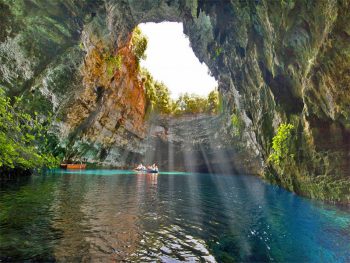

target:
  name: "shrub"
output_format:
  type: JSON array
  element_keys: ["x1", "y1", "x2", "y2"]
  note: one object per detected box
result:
[
  {"x1": 214, "y1": 47, "x2": 223, "y2": 59},
  {"x1": 106, "y1": 54, "x2": 122, "y2": 77},
  {"x1": 268, "y1": 123, "x2": 295, "y2": 166},
  {"x1": 207, "y1": 90, "x2": 219, "y2": 114},
  {"x1": 131, "y1": 27, "x2": 148, "y2": 65},
  {"x1": 231, "y1": 113, "x2": 244, "y2": 137}
]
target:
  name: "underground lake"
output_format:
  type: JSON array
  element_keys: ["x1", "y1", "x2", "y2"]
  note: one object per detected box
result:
[{"x1": 1, "y1": 170, "x2": 350, "y2": 262}]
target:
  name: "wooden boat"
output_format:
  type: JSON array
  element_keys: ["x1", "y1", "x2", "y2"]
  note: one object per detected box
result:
[
  {"x1": 134, "y1": 167, "x2": 147, "y2": 172},
  {"x1": 67, "y1": 164, "x2": 86, "y2": 169},
  {"x1": 146, "y1": 169, "x2": 159, "y2": 174},
  {"x1": 133, "y1": 168, "x2": 159, "y2": 174},
  {"x1": 60, "y1": 163, "x2": 86, "y2": 169},
  {"x1": 134, "y1": 169, "x2": 147, "y2": 173}
]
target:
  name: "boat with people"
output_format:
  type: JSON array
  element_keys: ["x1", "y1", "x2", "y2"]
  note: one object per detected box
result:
[{"x1": 134, "y1": 163, "x2": 159, "y2": 173}]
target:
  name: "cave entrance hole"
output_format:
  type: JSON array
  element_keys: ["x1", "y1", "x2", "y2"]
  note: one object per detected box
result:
[
  {"x1": 139, "y1": 22, "x2": 217, "y2": 99},
  {"x1": 135, "y1": 22, "x2": 220, "y2": 117}
]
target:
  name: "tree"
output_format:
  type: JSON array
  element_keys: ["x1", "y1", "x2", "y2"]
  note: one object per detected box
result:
[
  {"x1": 154, "y1": 82, "x2": 172, "y2": 114},
  {"x1": 141, "y1": 69, "x2": 173, "y2": 115},
  {"x1": 131, "y1": 27, "x2": 148, "y2": 65},
  {"x1": 173, "y1": 93, "x2": 208, "y2": 115}
]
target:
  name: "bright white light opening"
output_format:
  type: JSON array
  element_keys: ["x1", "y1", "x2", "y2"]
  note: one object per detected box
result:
[{"x1": 139, "y1": 22, "x2": 218, "y2": 99}]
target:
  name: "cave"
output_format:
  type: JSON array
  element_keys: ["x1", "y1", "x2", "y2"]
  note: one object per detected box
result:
[
  {"x1": 0, "y1": 0, "x2": 350, "y2": 201},
  {"x1": 1, "y1": 0, "x2": 350, "y2": 261}
]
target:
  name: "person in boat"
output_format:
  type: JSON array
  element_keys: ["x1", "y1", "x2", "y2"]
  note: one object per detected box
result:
[
  {"x1": 149, "y1": 163, "x2": 158, "y2": 172},
  {"x1": 136, "y1": 163, "x2": 146, "y2": 171}
]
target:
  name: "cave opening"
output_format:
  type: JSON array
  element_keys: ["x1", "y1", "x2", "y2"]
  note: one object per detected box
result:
[
  {"x1": 138, "y1": 21, "x2": 217, "y2": 100},
  {"x1": 127, "y1": 22, "x2": 235, "y2": 173},
  {"x1": 132, "y1": 21, "x2": 220, "y2": 118}
]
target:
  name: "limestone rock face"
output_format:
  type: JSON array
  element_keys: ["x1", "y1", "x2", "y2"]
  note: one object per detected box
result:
[
  {"x1": 144, "y1": 114, "x2": 261, "y2": 174},
  {"x1": 62, "y1": 31, "x2": 147, "y2": 167},
  {"x1": 1, "y1": 0, "x2": 350, "y2": 201}
]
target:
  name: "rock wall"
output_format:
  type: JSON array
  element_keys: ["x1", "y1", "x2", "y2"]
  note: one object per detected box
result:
[
  {"x1": 1, "y1": 0, "x2": 350, "y2": 202},
  {"x1": 62, "y1": 30, "x2": 147, "y2": 167},
  {"x1": 144, "y1": 114, "x2": 260, "y2": 174}
]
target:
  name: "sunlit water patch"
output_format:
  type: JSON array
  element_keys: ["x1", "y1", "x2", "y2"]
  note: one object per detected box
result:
[{"x1": 1, "y1": 170, "x2": 350, "y2": 262}]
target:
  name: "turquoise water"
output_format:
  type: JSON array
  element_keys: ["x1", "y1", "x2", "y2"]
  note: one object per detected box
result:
[{"x1": 1, "y1": 170, "x2": 350, "y2": 262}]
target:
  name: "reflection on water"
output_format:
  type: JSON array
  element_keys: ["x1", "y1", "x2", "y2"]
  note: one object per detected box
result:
[{"x1": 1, "y1": 170, "x2": 350, "y2": 262}]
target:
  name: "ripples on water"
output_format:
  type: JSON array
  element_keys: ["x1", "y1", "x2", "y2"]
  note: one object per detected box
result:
[{"x1": 1, "y1": 170, "x2": 350, "y2": 262}]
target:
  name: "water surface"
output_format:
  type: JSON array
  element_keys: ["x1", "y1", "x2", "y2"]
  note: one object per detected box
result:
[{"x1": 1, "y1": 170, "x2": 350, "y2": 262}]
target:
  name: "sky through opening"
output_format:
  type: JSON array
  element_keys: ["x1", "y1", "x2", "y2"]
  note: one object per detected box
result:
[{"x1": 139, "y1": 22, "x2": 218, "y2": 99}]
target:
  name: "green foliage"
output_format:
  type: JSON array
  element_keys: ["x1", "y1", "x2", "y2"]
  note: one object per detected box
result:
[
  {"x1": 231, "y1": 113, "x2": 244, "y2": 137},
  {"x1": 171, "y1": 91, "x2": 220, "y2": 116},
  {"x1": 106, "y1": 54, "x2": 122, "y2": 77},
  {"x1": 186, "y1": 0, "x2": 198, "y2": 18},
  {"x1": 134, "y1": 27, "x2": 219, "y2": 116},
  {"x1": 281, "y1": 0, "x2": 295, "y2": 8},
  {"x1": 20, "y1": 91, "x2": 53, "y2": 114},
  {"x1": 173, "y1": 93, "x2": 208, "y2": 115},
  {"x1": 142, "y1": 69, "x2": 156, "y2": 112},
  {"x1": 142, "y1": 68, "x2": 220, "y2": 116},
  {"x1": 131, "y1": 27, "x2": 148, "y2": 65},
  {"x1": 207, "y1": 90, "x2": 219, "y2": 114},
  {"x1": 0, "y1": 88, "x2": 60, "y2": 171},
  {"x1": 154, "y1": 82, "x2": 173, "y2": 114},
  {"x1": 214, "y1": 47, "x2": 223, "y2": 59},
  {"x1": 142, "y1": 69, "x2": 172, "y2": 114},
  {"x1": 268, "y1": 123, "x2": 295, "y2": 166}
]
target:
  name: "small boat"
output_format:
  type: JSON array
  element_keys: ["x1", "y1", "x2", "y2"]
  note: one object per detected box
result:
[
  {"x1": 134, "y1": 164, "x2": 159, "y2": 174},
  {"x1": 60, "y1": 163, "x2": 86, "y2": 169},
  {"x1": 146, "y1": 169, "x2": 159, "y2": 174},
  {"x1": 134, "y1": 168, "x2": 159, "y2": 173},
  {"x1": 134, "y1": 168, "x2": 147, "y2": 172}
]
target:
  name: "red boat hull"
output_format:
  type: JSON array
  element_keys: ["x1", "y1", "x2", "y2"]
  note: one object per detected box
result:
[{"x1": 61, "y1": 164, "x2": 86, "y2": 169}]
